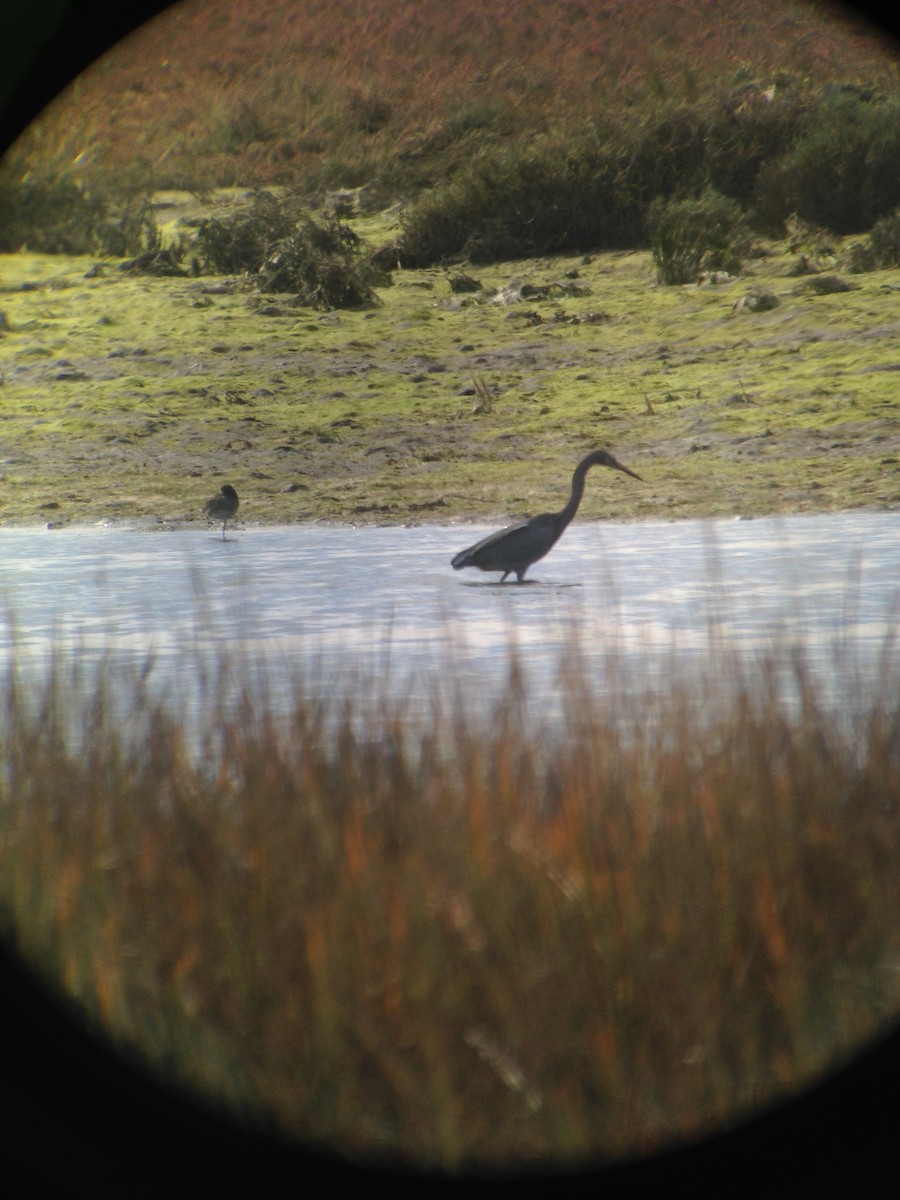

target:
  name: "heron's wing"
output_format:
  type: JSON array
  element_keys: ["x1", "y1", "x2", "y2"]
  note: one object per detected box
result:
[
  {"x1": 454, "y1": 514, "x2": 559, "y2": 569},
  {"x1": 459, "y1": 518, "x2": 532, "y2": 556}
]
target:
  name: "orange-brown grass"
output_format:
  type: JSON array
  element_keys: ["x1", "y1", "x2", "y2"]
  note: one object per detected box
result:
[
  {"x1": 10, "y1": 0, "x2": 898, "y2": 190},
  {"x1": 1, "y1": 630, "x2": 899, "y2": 1171}
]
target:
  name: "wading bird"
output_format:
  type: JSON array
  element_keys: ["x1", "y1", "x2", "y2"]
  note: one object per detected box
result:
[
  {"x1": 202, "y1": 484, "x2": 240, "y2": 539},
  {"x1": 451, "y1": 449, "x2": 642, "y2": 583}
]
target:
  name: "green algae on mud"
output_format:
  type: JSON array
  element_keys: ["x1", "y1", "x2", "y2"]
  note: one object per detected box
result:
[{"x1": 0, "y1": 212, "x2": 898, "y2": 527}]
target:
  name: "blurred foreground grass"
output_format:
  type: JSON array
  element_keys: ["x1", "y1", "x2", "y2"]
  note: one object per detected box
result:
[{"x1": 1, "y1": 627, "x2": 899, "y2": 1171}]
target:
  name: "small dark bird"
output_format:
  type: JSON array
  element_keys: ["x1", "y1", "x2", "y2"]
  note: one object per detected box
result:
[
  {"x1": 451, "y1": 449, "x2": 642, "y2": 583},
  {"x1": 202, "y1": 484, "x2": 239, "y2": 539}
]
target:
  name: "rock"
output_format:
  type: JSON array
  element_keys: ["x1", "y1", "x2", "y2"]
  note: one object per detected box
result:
[{"x1": 731, "y1": 289, "x2": 780, "y2": 315}]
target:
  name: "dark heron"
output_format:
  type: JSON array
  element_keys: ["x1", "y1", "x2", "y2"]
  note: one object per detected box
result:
[
  {"x1": 202, "y1": 484, "x2": 240, "y2": 539},
  {"x1": 451, "y1": 449, "x2": 642, "y2": 583}
]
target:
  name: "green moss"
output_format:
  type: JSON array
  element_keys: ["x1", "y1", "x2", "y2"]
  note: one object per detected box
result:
[{"x1": 0, "y1": 212, "x2": 897, "y2": 526}]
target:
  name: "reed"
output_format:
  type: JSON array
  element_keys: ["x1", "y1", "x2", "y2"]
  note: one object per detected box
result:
[{"x1": 0, "y1": 624, "x2": 898, "y2": 1171}]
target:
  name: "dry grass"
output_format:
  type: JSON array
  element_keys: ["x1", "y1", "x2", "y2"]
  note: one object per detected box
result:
[
  {"x1": 8, "y1": 0, "x2": 898, "y2": 192},
  {"x1": 1, "y1": 620, "x2": 899, "y2": 1171}
]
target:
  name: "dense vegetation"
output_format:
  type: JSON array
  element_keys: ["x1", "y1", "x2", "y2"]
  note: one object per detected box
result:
[
  {"x1": 195, "y1": 190, "x2": 390, "y2": 308},
  {"x1": 395, "y1": 86, "x2": 900, "y2": 267},
  {"x1": 2, "y1": 631, "x2": 898, "y2": 1169},
  {"x1": 2, "y1": 1, "x2": 899, "y2": 269}
]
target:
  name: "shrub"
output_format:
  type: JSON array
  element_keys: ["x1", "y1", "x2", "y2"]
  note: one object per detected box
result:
[
  {"x1": 647, "y1": 189, "x2": 747, "y2": 284},
  {"x1": 396, "y1": 130, "x2": 641, "y2": 266},
  {"x1": 848, "y1": 208, "x2": 900, "y2": 272},
  {"x1": 392, "y1": 88, "x2": 809, "y2": 268},
  {"x1": 196, "y1": 191, "x2": 389, "y2": 309},
  {"x1": 704, "y1": 83, "x2": 809, "y2": 205},
  {"x1": 613, "y1": 104, "x2": 710, "y2": 208},
  {"x1": 0, "y1": 167, "x2": 158, "y2": 256},
  {"x1": 260, "y1": 216, "x2": 390, "y2": 308},
  {"x1": 753, "y1": 91, "x2": 900, "y2": 235},
  {"x1": 395, "y1": 85, "x2": 900, "y2": 269},
  {"x1": 195, "y1": 190, "x2": 296, "y2": 274}
]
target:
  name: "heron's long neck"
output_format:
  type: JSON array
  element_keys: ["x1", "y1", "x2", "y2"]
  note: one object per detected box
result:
[{"x1": 558, "y1": 459, "x2": 592, "y2": 528}]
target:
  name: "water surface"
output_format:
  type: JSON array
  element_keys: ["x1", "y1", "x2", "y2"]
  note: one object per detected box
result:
[{"x1": 1, "y1": 511, "x2": 897, "y2": 730}]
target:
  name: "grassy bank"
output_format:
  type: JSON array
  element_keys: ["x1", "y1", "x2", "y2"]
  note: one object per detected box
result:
[
  {"x1": 1, "y1": 625, "x2": 898, "y2": 1170},
  {"x1": 2, "y1": 2, "x2": 898, "y2": 526},
  {"x1": 1, "y1": 207, "x2": 898, "y2": 526}
]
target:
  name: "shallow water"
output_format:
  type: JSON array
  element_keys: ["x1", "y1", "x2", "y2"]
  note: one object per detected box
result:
[{"x1": 1, "y1": 511, "x2": 897, "y2": 732}]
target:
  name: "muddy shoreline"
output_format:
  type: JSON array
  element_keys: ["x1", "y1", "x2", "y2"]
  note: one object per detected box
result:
[{"x1": 1, "y1": 216, "x2": 898, "y2": 528}]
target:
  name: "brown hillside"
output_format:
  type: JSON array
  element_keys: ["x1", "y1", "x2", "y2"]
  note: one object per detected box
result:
[{"x1": 11, "y1": 0, "x2": 900, "y2": 190}]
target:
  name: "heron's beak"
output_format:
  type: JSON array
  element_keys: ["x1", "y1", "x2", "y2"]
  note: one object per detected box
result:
[{"x1": 615, "y1": 459, "x2": 643, "y2": 482}]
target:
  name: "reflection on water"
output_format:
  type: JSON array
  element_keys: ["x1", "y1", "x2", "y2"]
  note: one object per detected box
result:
[{"x1": 1, "y1": 511, "x2": 897, "y2": 732}]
